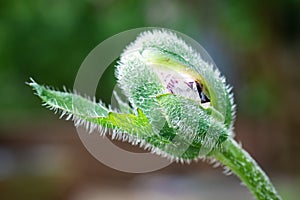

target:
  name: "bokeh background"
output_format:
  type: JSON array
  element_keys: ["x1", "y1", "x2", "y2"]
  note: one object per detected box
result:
[{"x1": 0, "y1": 0, "x2": 299, "y2": 199}]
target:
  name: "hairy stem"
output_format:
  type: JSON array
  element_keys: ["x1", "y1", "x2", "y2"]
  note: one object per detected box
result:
[{"x1": 214, "y1": 139, "x2": 282, "y2": 200}]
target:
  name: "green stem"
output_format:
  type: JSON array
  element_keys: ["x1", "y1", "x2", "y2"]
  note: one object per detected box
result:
[{"x1": 214, "y1": 139, "x2": 282, "y2": 200}]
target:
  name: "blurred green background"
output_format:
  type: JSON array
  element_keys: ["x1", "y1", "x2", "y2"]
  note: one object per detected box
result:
[{"x1": 0, "y1": 0, "x2": 300, "y2": 199}]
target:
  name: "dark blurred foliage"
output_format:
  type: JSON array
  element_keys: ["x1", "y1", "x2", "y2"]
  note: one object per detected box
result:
[{"x1": 0, "y1": 0, "x2": 300, "y2": 199}]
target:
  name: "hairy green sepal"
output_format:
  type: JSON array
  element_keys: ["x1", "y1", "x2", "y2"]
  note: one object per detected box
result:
[{"x1": 29, "y1": 30, "x2": 282, "y2": 200}]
